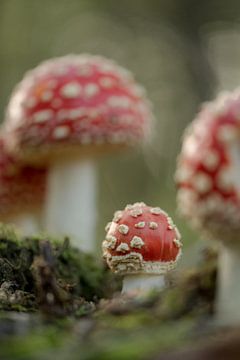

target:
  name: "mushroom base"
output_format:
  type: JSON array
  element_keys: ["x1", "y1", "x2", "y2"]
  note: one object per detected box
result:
[
  {"x1": 216, "y1": 243, "x2": 240, "y2": 326},
  {"x1": 122, "y1": 274, "x2": 165, "y2": 295}
]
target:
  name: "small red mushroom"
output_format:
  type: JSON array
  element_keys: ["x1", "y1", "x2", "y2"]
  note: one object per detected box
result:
[
  {"x1": 103, "y1": 202, "x2": 182, "y2": 295},
  {"x1": 0, "y1": 135, "x2": 46, "y2": 234},
  {"x1": 4, "y1": 54, "x2": 154, "y2": 252},
  {"x1": 176, "y1": 89, "x2": 240, "y2": 325}
]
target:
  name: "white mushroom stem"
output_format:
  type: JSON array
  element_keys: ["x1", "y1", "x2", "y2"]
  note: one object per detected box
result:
[
  {"x1": 122, "y1": 274, "x2": 165, "y2": 295},
  {"x1": 216, "y1": 243, "x2": 240, "y2": 325},
  {"x1": 9, "y1": 212, "x2": 41, "y2": 236},
  {"x1": 45, "y1": 158, "x2": 97, "y2": 253}
]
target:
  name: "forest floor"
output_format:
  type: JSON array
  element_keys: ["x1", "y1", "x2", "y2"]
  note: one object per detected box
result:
[{"x1": 0, "y1": 224, "x2": 238, "y2": 360}]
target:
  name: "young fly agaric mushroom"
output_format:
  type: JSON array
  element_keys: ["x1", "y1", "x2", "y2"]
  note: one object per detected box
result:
[
  {"x1": 0, "y1": 135, "x2": 46, "y2": 235},
  {"x1": 176, "y1": 89, "x2": 240, "y2": 325},
  {"x1": 3, "y1": 54, "x2": 154, "y2": 252},
  {"x1": 102, "y1": 202, "x2": 182, "y2": 295}
]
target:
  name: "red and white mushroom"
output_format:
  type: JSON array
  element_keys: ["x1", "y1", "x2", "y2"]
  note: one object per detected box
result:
[
  {"x1": 103, "y1": 202, "x2": 182, "y2": 295},
  {"x1": 0, "y1": 135, "x2": 46, "y2": 235},
  {"x1": 3, "y1": 54, "x2": 154, "y2": 252},
  {"x1": 176, "y1": 89, "x2": 240, "y2": 325}
]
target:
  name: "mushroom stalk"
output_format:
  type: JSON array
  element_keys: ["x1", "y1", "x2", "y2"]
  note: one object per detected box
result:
[
  {"x1": 45, "y1": 158, "x2": 97, "y2": 252},
  {"x1": 10, "y1": 212, "x2": 41, "y2": 235},
  {"x1": 216, "y1": 243, "x2": 240, "y2": 325},
  {"x1": 122, "y1": 274, "x2": 165, "y2": 295}
]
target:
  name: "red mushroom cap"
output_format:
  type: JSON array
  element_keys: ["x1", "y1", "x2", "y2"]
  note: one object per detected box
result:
[
  {"x1": 4, "y1": 54, "x2": 154, "y2": 164},
  {"x1": 102, "y1": 202, "x2": 182, "y2": 275},
  {"x1": 176, "y1": 90, "x2": 240, "y2": 240},
  {"x1": 0, "y1": 136, "x2": 46, "y2": 220}
]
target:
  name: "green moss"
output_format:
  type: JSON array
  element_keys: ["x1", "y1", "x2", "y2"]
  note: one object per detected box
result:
[{"x1": 0, "y1": 224, "x2": 116, "y2": 314}]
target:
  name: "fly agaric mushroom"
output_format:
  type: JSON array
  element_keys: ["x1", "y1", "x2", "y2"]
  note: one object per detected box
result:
[
  {"x1": 0, "y1": 135, "x2": 46, "y2": 235},
  {"x1": 102, "y1": 202, "x2": 182, "y2": 295},
  {"x1": 176, "y1": 89, "x2": 240, "y2": 325},
  {"x1": 3, "y1": 54, "x2": 154, "y2": 252}
]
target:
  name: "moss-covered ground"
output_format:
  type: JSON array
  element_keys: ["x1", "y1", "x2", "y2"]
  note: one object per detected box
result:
[{"x1": 0, "y1": 224, "x2": 229, "y2": 360}]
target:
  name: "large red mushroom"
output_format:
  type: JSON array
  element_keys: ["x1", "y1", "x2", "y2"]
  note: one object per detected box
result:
[
  {"x1": 176, "y1": 89, "x2": 240, "y2": 325},
  {"x1": 3, "y1": 55, "x2": 154, "y2": 252},
  {"x1": 103, "y1": 202, "x2": 182, "y2": 295},
  {"x1": 0, "y1": 135, "x2": 46, "y2": 234}
]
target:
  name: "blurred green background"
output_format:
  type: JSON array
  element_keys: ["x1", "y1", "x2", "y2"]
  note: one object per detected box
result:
[{"x1": 1, "y1": 0, "x2": 240, "y2": 262}]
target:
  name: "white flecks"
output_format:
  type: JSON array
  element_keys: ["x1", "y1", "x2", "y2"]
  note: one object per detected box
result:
[
  {"x1": 52, "y1": 125, "x2": 70, "y2": 139},
  {"x1": 60, "y1": 82, "x2": 82, "y2": 98},
  {"x1": 173, "y1": 238, "x2": 183, "y2": 248},
  {"x1": 149, "y1": 222, "x2": 158, "y2": 230},
  {"x1": 217, "y1": 168, "x2": 232, "y2": 191},
  {"x1": 130, "y1": 236, "x2": 144, "y2": 249},
  {"x1": 78, "y1": 65, "x2": 92, "y2": 77},
  {"x1": 52, "y1": 98, "x2": 63, "y2": 108},
  {"x1": 54, "y1": 65, "x2": 69, "y2": 75},
  {"x1": 105, "y1": 222, "x2": 112, "y2": 232},
  {"x1": 118, "y1": 224, "x2": 129, "y2": 235},
  {"x1": 41, "y1": 90, "x2": 53, "y2": 102},
  {"x1": 150, "y1": 207, "x2": 163, "y2": 215},
  {"x1": 84, "y1": 83, "x2": 99, "y2": 97},
  {"x1": 134, "y1": 221, "x2": 145, "y2": 228},
  {"x1": 24, "y1": 97, "x2": 37, "y2": 108},
  {"x1": 125, "y1": 204, "x2": 134, "y2": 211},
  {"x1": 175, "y1": 164, "x2": 193, "y2": 183},
  {"x1": 203, "y1": 150, "x2": 220, "y2": 170},
  {"x1": 116, "y1": 242, "x2": 130, "y2": 253},
  {"x1": 108, "y1": 96, "x2": 132, "y2": 109},
  {"x1": 217, "y1": 125, "x2": 238, "y2": 143},
  {"x1": 113, "y1": 210, "x2": 123, "y2": 222},
  {"x1": 130, "y1": 208, "x2": 143, "y2": 217},
  {"x1": 108, "y1": 132, "x2": 126, "y2": 144},
  {"x1": 167, "y1": 216, "x2": 175, "y2": 230},
  {"x1": 134, "y1": 202, "x2": 146, "y2": 207},
  {"x1": 106, "y1": 235, "x2": 117, "y2": 249},
  {"x1": 68, "y1": 108, "x2": 86, "y2": 120},
  {"x1": 193, "y1": 173, "x2": 212, "y2": 194},
  {"x1": 99, "y1": 77, "x2": 115, "y2": 88},
  {"x1": 80, "y1": 133, "x2": 92, "y2": 145},
  {"x1": 33, "y1": 109, "x2": 53, "y2": 123}
]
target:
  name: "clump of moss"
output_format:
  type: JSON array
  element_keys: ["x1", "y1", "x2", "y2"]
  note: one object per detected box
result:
[{"x1": 0, "y1": 224, "x2": 116, "y2": 315}]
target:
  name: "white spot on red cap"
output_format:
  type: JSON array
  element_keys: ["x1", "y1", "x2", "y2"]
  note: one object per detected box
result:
[
  {"x1": 41, "y1": 90, "x2": 53, "y2": 102},
  {"x1": 130, "y1": 236, "x2": 144, "y2": 249},
  {"x1": 113, "y1": 211, "x2": 123, "y2": 222},
  {"x1": 116, "y1": 242, "x2": 129, "y2": 253},
  {"x1": 105, "y1": 222, "x2": 112, "y2": 232},
  {"x1": 99, "y1": 77, "x2": 115, "y2": 88},
  {"x1": 108, "y1": 96, "x2": 132, "y2": 109},
  {"x1": 173, "y1": 239, "x2": 183, "y2": 248},
  {"x1": 217, "y1": 168, "x2": 232, "y2": 191},
  {"x1": 60, "y1": 82, "x2": 82, "y2": 98},
  {"x1": 134, "y1": 221, "x2": 145, "y2": 228},
  {"x1": 130, "y1": 208, "x2": 143, "y2": 217},
  {"x1": 84, "y1": 83, "x2": 99, "y2": 97},
  {"x1": 193, "y1": 173, "x2": 212, "y2": 193},
  {"x1": 118, "y1": 224, "x2": 129, "y2": 235},
  {"x1": 105, "y1": 235, "x2": 117, "y2": 249},
  {"x1": 33, "y1": 109, "x2": 53, "y2": 123},
  {"x1": 217, "y1": 125, "x2": 238, "y2": 143},
  {"x1": 150, "y1": 207, "x2": 163, "y2": 215},
  {"x1": 53, "y1": 126, "x2": 70, "y2": 139},
  {"x1": 149, "y1": 222, "x2": 158, "y2": 229},
  {"x1": 80, "y1": 133, "x2": 92, "y2": 145},
  {"x1": 203, "y1": 150, "x2": 220, "y2": 170}
]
